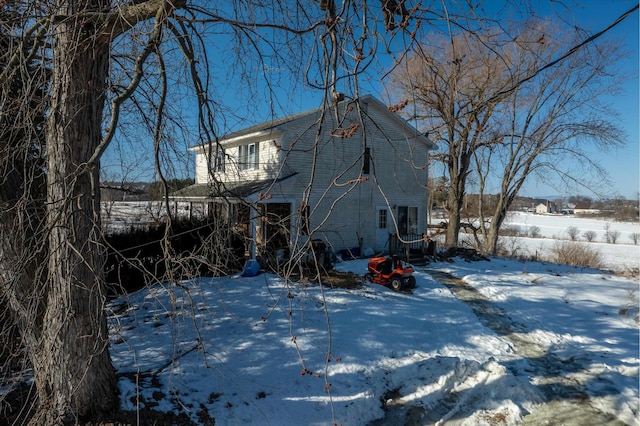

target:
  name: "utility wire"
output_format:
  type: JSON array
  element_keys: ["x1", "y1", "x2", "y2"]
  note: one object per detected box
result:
[{"x1": 478, "y1": 4, "x2": 639, "y2": 110}]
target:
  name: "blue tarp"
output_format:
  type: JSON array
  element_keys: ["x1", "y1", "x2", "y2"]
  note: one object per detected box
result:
[{"x1": 241, "y1": 259, "x2": 261, "y2": 277}]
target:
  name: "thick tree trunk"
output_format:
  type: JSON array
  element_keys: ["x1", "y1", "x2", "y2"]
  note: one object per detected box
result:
[
  {"x1": 485, "y1": 212, "x2": 506, "y2": 255},
  {"x1": 29, "y1": 1, "x2": 118, "y2": 423},
  {"x1": 445, "y1": 202, "x2": 462, "y2": 247},
  {"x1": 444, "y1": 136, "x2": 471, "y2": 248},
  {"x1": 484, "y1": 189, "x2": 521, "y2": 255},
  {"x1": 1, "y1": 1, "x2": 181, "y2": 422},
  {"x1": 444, "y1": 181, "x2": 464, "y2": 247}
]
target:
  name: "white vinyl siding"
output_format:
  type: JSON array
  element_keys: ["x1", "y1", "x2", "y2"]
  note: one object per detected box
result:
[
  {"x1": 193, "y1": 137, "x2": 281, "y2": 183},
  {"x1": 189, "y1": 96, "x2": 432, "y2": 252},
  {"x1": 270, "y1": 103, "x2": 429, "y2": 250}
]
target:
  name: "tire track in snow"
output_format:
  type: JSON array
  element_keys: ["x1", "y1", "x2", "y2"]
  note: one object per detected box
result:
[{"x1": 425, "y1": 269, "x2": 626, "y2": 426}]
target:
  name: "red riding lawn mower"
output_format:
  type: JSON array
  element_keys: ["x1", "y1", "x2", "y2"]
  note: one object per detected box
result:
[{"x1": 365, "y1": 256, "x2": 416, "y2": 292}]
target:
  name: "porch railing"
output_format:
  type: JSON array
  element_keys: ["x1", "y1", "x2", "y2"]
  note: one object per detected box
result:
[{"x1": 389, "y1": 233, "x2": 436, "y2": 261}]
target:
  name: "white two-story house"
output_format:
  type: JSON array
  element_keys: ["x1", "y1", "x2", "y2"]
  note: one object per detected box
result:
[{"x1": 173, "y1": 94, "x2": 437, "y2": 260}]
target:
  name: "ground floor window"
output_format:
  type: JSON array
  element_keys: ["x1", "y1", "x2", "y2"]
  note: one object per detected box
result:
[
  {"x1": 397, "y1": 206, "x2": 418, "y2": 234},
  {"x1": 378, "y1": 209, "x2": 387, "y2": 229}
]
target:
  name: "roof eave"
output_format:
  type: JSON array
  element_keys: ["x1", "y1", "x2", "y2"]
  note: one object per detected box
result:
[{"x1": 189, "y1": 129, "x2": 285, "y2": 152}]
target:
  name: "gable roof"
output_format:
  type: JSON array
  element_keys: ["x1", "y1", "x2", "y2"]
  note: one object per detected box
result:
[
  {"x1": 190, "y1": 95, "x2": 438, "y2": 150},
  {"x1": 359, "y1": 95, "x2": 438, "y2": 150}
]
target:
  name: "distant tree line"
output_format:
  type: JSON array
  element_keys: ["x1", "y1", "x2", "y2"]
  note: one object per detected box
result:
[
  {"x1": 430, "y1": 190, "x2": 639, "y2": 223},
  {"x1": 148, "y1": 178, "x2": 195, "y2": 200}
]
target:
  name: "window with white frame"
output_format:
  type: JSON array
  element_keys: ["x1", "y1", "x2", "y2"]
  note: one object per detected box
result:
[
  {"x1": 397, "y1": 206, "x2": 418, "y2": 234},
  {"x1": 212, "y1": 149, "x2": 225, "y2": 172},
  {"x1": 377, "y1": 209, "x2": 387, "y2": 229},
  {"x1": 239, "y1": 142, "x2": 259, "y2": 170},
  {"x1": 408, "y1": 206, "x2": 418, "y2": 234}
]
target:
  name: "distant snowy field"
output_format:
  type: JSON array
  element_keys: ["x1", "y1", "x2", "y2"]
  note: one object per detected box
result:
[
  {"x1": 497, "y1": 212, "x2": 640, "y2": 274},
  {"x1": 503, "y1": 211, "x2": 639, "y2": 243}
]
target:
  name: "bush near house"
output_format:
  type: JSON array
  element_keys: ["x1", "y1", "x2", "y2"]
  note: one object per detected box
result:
[{"x1": 105, "y1": 218, "x2": 245, "y2": 295}]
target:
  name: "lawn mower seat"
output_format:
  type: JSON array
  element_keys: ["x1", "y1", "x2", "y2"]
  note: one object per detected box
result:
[
  {"x1": 393, "y1": 256, "x2": 403, "y2": 270},
  {"x1": 378, "y1": 258, "x2": 392, "y2": 274}
]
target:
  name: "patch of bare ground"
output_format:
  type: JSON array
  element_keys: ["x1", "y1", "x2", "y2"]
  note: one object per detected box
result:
[
  {"x1": 321, "y1": 270, "x2": 365, "y2": 289},
  {"x1": 289, "y1": 268, "x2": 365, "y2": 289},
  {"x1": 84, "y1": 408, "x2": 200, "y2": 426},
  {"x1": 1, "y1": 395, "x2": 204, "y2": 426}
]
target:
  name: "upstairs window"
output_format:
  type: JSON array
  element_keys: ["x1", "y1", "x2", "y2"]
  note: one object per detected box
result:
[
  {"x1": 213, "y1": 149, "x2": 225, "y2": 173},
  {"x1": 239, "y1": 142, "x2": 259, "y2": 170}
]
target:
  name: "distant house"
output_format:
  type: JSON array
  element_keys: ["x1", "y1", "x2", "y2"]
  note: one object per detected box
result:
[
  {"x1": 172, "y1": 95, "x2": 437, "y2": 258},
  {"x1": 574, "y1": 203, "x2": 600, "y2": 215},
  {"x1": 535, "y1": 201, "x2": 558, "y2": 214},
  {"x1": 535, "y1": 203, "x2": 547, "y2": 214}
]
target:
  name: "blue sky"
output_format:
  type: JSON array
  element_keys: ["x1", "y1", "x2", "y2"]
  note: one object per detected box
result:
[
  {"x1": 517, "y1": 0, "x2": 639, "y2": 200},
  {"x1": 102, "y1": 1, "x2": 638, "y2": 200}
]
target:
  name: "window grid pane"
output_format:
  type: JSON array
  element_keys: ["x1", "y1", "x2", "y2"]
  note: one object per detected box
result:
[
  {"x1": 408, "y1": 207, "x2": 418, "y2": 234},
  {"x1": 378, "y1": 209, "x2": 387, "y2": 229},
  {"x1": 248, "y1": 143, "x2": 255, "y2": 168},
  {"x1": 214, "y1": 150, "x2": 225, "y2": 172}
]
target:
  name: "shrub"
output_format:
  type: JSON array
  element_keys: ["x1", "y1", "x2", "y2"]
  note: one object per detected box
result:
[
  {"x1": 550, "y1": 241, "x2": 603, "y2": 269},
  {"x1": 495, "y1": 237, "x2": 521, "y2": 258},
  {"x1": 567, "y1": 226, "x2": 579, "y2": 241},
  {"x1": 104, "y1": 218, "x2": 246, "y2": 295},
  {"x1": 603, "y1": 223, "x2": 620, "y2": 244},
  {"x1": 528, "y1": 226, "x2": 541, "y2": 238},
  {"x1": 582, "y1": 230, "x2": 597, "y2": 242},
  {"x1": 496, "y1": 239, "x2": 539, "y2": 262},
  {"x1": 500, "y1": 225, "x2": 523, "y2": 237}
]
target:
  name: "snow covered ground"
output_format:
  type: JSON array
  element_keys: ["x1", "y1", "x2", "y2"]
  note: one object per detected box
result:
[{"x1": 108, "y1": 255, "x2": 639, "y2": 425}]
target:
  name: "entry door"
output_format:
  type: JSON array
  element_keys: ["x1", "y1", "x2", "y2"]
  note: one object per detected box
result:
[
  {"x1": 264, "y1": 202, "x2": 291, "y2": 250},
  {"x1": 375, "y1": 206, "x2": 390, "y2": 251}
]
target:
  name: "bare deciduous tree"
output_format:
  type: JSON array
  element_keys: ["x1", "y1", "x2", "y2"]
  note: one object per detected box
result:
[
  {"x1": 1, "y1": 1, "x2": 192, "y2": 423},
  {"x1": 392, "y1": 10, "x2": 632, "y2": 252},
  {"x1": 474, "y1": 20, "x2": 626, "y2": 254},
  {"x1": 1, "y1": 0, "x2": 425, "y2": 423},
  {"x1": 391, "y1": 29, "x2": 516, "y2": 247},
  {"x1": 567, "y1": 226, "x2": 580, "y2": 241}
]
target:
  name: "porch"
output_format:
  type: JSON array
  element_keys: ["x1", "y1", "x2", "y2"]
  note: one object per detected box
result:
[{"x1": 388, "y1": 233, "x2": 436, "y2": 264}]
